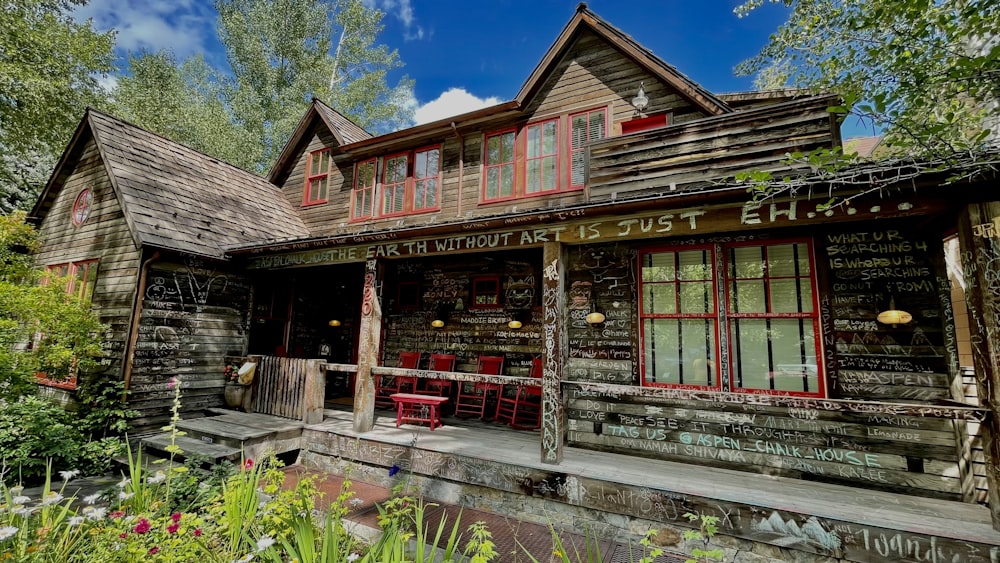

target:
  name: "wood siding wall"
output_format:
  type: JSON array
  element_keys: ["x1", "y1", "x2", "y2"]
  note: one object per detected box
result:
[
  {"x1": 131, "y1": 259, "x2": 250, "y2": 433},
  {"x1": 35, "y1": 136, "x2": 141, "y2": 391}
]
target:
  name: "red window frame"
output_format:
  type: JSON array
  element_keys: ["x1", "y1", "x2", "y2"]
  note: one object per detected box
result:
[
  {"x1": 72, "y1": 188, "x2": 92, "y2": 226},
  {"x1": 524, "y1": 118, "x2": 559, "y2": 195},
  {"x1": 568, "y1": 107, "x2": 607, "y2": 189},
  {"x1": 380, "y1": 152, "x2": 408, "y2": 217},
  {"x1": 351, "y1": 158, "x2": 376, "y2": 221},
  {"x1": 638, "y1": 239, "x2": 825, "y2": 398},
  {"x1": 482, "y1": 128, "x2": 517, "y2": 203},
  {"x1": 471, "y1": 275, "x2": 501, "y2": 309},
  {"x1": 412, "y1": 146, "x2": 441, "y2": 212},
  {"x1": 47, "y1": 259, "x2": 99, "y2": 301},
  {"x1": 303, "y1": 148, "x2": 331, "y2": 206}
]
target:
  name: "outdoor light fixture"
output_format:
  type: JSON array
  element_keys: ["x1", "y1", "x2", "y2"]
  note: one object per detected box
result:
[
  {"x1": 508, "y1": 319, "x2": 523, "y2": 330},
  {"x1": 586, "y1": 311, "x2": 606, "y2": 325},
  {"x1": 431, "y1": 319, "x2": 445, "y2": 328},
  {"x1": 876, "y1": 297, "x2": 912, "y2": 327},
  {"x1": 631, "y1": 82, "x2": 648, "y2": 113},
  {"x1": 328, "y1": 319, "x2": 341, "y2": 327}
]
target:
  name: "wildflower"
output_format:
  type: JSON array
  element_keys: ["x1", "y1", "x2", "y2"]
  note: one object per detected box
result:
[
  {"x1": 147, "y1": 471, "x2": 166, "y2": 484},
  {"x1": 347, "y1": 554, "x2": 359, "y2": 562},
  {"x1": 134, "y1": 518, "x2": 151, "y2": 534},
  {"x1": 233, "y1": 554, "x2": 255, "y2": 563},
  {"x1": 168, "y1": 377, "x2": 177, "y2": 388},
  {"x1": 118, "y1": 492, "x2": 135, "y2": 501},
  {"x1": 86, "y1": 507, "x2": 108, "y2": 520},
  {"x1": 198, "y1": 482, "x2": 210, "y2": 491},
  {"x1": 171, "y1": 511, "x2": 182, "y2": 523},
  {"x1": 388, "y1": 464, "x2": 401, "y2": 477},
  {"x1": 11, "y1": 495, "x2": 30, "y2": 505},
  {"x1": 68, "y1": 516, "x2": 85, "y2": 527},
  {"x1": 13, "y1": 506, "x2": 35, "y2": 517},
  {"x1": 0, "y1": 526, "x2": 18, "y2": 541},
  {"x1": 117, "y1": 477, "x2": 130, "y2": 489},
  {"x1": 243, "y1": 459, "x2": 254, "y2": 471},
  {"x1": 256, "y1": 535, "x2": 275, "y2": 552},
  {"x1": 149, "y1": 546, "x2": 160, "y2": 555},
  {"x1": 348, "y1": 498, "x2": 364, "y2": 507},
  {"x1": 83, "y1": 493, "x2": 101, "y2": 504},
  {"x1": 59, "y1": 469, "x2": 80, "y2": 481},
  {"x1": 9, "y1": 486, "x2": 23, "y2": 496},
  {"x1": 40, "y1": 492, "x2": 64, "y2": 506},
  {"x1": 109, "y1": 510, "x2": 125, "y2": 519},
  {"x1": 193, "y1": 528, "x2": 203, "y2": 537},
  {"x1": 119, "y1": 532, "x2": 128, "y2": 539},
  {"x1": 167, "y1": 522, "x2": 179, "y2": 534}
]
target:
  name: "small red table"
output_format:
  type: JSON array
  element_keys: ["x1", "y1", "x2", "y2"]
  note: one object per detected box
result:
[{"x1": 390, "y1": 393, "x2": 449, "y2": 430}]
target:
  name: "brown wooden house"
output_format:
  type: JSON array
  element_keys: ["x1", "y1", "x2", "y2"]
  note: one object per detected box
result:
[{"x1": 32, "y1": 4, "x2": 1000, "y2": 561}]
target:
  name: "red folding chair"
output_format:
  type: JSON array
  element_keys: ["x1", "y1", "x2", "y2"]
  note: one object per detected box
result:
[
  {"x1": 419, "y1": 353, "x2": 456, "y2": 398},
  {"x1": 495, "y1": 357, "x2": 543, "y2": 429},
  {"x1": 375, "y1": 352, "x2": 420, "y2": 409},
  {"x1": 455, "y1": 355, "x2": 505, "y2": 419}
]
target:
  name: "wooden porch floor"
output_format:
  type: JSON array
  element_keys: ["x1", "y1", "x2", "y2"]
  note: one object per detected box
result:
[{"x1": 305, "y1": 408, "x2": 1000, "y2": 561}]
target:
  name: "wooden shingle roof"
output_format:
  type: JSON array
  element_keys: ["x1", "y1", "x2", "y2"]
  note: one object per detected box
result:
[
  {"x1": 57, "y1": 109, "x2": 309, "y2": 259},
  {"x1": 315, "y1": 99, "x2": 372, "y2": 145},
  {"x1": 268, "y1": 98, "x2": 372, "y2": 184}
]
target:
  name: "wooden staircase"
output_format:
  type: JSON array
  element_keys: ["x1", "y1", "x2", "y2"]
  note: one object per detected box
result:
[{"x1": 138, "y1": 408, "x2": 306, "y2": 466}]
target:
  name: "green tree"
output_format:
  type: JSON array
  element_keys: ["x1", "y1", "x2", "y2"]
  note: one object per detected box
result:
[
  {"x1": 736, "y1": 0, "x2": 1000, "y2": 157},
  {"x1": 0, "y1": 211, "x2": 105, "y2": 400},
  {"x1": 0, "y1": 0, "x2": 115, "y2": 212}
]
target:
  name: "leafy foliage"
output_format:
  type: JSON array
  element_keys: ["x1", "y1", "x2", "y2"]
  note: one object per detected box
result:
[
  {"x1": 736, "y1": 0, "x2": 1000, "y2": 157},
  {"x1": 0, "y1": 0, "x2": 115, "y2": 211}
]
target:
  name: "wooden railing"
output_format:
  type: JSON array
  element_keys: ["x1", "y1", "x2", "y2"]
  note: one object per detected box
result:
[
  {"x1": 372, "y1": 366, "x2": 540, "y2": 388},
  {"x1": 248, "y1": 357, "x2": 357, "y2": 424}
]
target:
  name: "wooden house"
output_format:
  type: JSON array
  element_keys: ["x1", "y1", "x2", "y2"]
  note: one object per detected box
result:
[{"x1": 32, "y1": 4, "x2": 1000, "y2": 561}]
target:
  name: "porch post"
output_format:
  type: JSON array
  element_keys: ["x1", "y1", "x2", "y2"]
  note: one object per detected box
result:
[
  {"x1": 541, "y1": 241, "x2": 567, "y2": 464},
  {"x1": 353, "y1": 258, "x2": 383, "y2": 433},
  {"x1": 957, "y1": 202, "x2": 1000, "y2": 530}
]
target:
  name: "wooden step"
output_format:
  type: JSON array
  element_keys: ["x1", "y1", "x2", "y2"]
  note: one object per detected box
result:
[
  {"x1": 175, "y1": 417, "x2": 272, "y2": 450},
  {"x1": 141, "y1": 433, "x2": 243, "y2": 465}
]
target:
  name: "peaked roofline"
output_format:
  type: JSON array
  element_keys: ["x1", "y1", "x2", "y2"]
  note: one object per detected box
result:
[
  {"x1": 515, "y1": 3, "x2": 731, "y2": 116},
  {"x1": 268, "y1": 98, "x2": 371, "y2": 183}
]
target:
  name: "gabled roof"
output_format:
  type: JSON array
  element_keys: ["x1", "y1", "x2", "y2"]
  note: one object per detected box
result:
[
  {"x1": 33, "y1": 109, "x2": 310, "y2": 259},
  {"x1": 268, "y1": 98, "x2": 372, "y2": 183},
  {"x1": 515, "y1": 3, "x2": 731, "y2": 116}
]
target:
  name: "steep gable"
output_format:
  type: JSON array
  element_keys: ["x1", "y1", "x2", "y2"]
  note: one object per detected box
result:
[{"x1": 268, "y1": 98, "x2": 372, "y2": 186}]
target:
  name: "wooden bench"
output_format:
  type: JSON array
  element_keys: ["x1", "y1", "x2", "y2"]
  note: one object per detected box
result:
[{"x1": 390, "y1": 393, "x2": 449, "y2": 431}]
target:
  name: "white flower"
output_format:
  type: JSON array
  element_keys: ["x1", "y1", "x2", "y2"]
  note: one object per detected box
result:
[
  {"x1": 117, "y1": 477, "x2": 130, "y2": 489},
  {"x1": 347, "y1": 554, "x2": 359, "y2": 562},
  {"x1": 85, "y1": 507, "x2": 107, "y2": 520},
  {"x1": 83, "y1": 493, "x2": 101, "y2": 505},
  {"x1": 147, "y1": 471, "x2": 166, "y2": 484},
  {"x1": 256, "y1": 535, "x2": 275, "y2": 552},
  {"x1": 198, "y1": 482, "x2": 210, "y2": 491},
  {"x1": 40, "y1": 492, "x2": 64, "y2": 506},
  {"x1": 12, "y1": 507, "x2": 33, "y2": 517},
  {"x1": 9, "y1": 486, "x2": 23, "y2": 496},
  {"x1": 68, "y1": 516, "x2": 85, "y2": 527},
  {"x1": 348, "y1": 498, "x2": 364, "y2": 507},
  {"x1": 117, "y1": 492, "x2": 134, "y2": 501},
  {"x1": 0, "y1": 526, "x2": 18, "y2": 541},
  {"x1": 59, "y1": 470, "x2": 80, "y2": 481},
  {"x1": 11, "y1": 495, "x2": 30, "y2": 505},
  {"x1": 232, "y1": 554, "x2": 255, "y2": 563}
]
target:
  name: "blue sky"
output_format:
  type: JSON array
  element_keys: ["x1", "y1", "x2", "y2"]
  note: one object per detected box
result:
[{"x1": 71, "y1": 0, "x2": 873, "y2": 138}]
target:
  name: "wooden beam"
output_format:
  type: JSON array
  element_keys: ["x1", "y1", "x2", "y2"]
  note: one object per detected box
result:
[
  {"x1": 353, "y1": 258, "x2": 383, "y2": 432},
  {"x1": 541, "y1": 241, "x2": 567, "y2": 464},
  {"x1": 958, "y1": 202, "x2": 1000, "y2": 530},
  {"x1": 303, "y1": 359, "x2": 325, "y2": 425}
]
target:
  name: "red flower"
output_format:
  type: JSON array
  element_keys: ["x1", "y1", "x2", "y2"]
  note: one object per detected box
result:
[
  {"x1": 148, "y1": 547, "x2": 159, "y2": 555},
  {"x1": 243, "y1": 459, "x2": 254, "y2": 471},
  {"x1": 193, "y1": 528, "x2": 203, "y2": 537},
  {"x1": 110, "y1": 511, "x2": 125, "y2": 519},
  {"x1": 134, "y1": 518, "x2": 151, "y2": 534},
  {"x1": 119, "y1": 532, "x2": 128, "y2": 539},
  {"x1": 167, "y1": 522, "x2": 179, "y2": 534},
  {"x1": 171, "y1": 512, "x2": 182, "y2": 523}
]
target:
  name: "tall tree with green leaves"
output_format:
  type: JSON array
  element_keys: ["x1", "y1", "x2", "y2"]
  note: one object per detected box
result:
[
  {"x1": 736, "y1": 0, "x2": 1000, "y2": 157},
  {"x1": 0, "y1": 0, "x2": 115, "y2": 212}
]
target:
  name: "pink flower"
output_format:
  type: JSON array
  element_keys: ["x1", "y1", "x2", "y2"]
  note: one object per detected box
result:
[
  {"x1": 149, "y1": 546, "x2": 159, "y2": 555},
  {"x1": 243, "y1": 459, "x2": 254, "y2": 471},
  {"x1": 193, "y1": 528, "x2": 203, "y2": 537},
  {"x1": 168, "y1": 377, "x2": 177, "y2": 388},
  {"x1": 167, "y1": 522, "x2": 179, "y2": 534},
  {"x1": 110, "y1": 511, "x2": 125, "y2": 519},
  {"x1": 171, "y1": 512, "x2": 182, "y2": 523},
  {"x1": 134, "y1": 518, "x2": 151, "y2": 534},
  {"x1": 119, "y1": 532, "x2": 128, "y2": 539}
]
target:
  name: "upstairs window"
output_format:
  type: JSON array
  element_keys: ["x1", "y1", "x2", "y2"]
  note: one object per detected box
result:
[
  {"x1": 381, "y1": 153, "x2": 408, "y2": 216},
  {"x1": 483, "y1": 129, "x2": 516, "y2": 202},
  {"x1": 569, "y1": 108, "x2": 606, "y2": 188},
  {"x1": 47, "y1": 259, "x2": 98, "y2": 302},
  {"x1": 352, "y1": 159, "x2": 376, "y2": 220},
  {"x1": 304, "y1": 148, "x2": 331, "y2": 205},
  {"x1": 72, "y1": 188, "x2": 93, "y2": 226},
  {"x1": 525, "y1": 119, "x2": 559, "y2": 195},
  {"x1": 413, "y1": 147, "x2": 440, "y2": 211}
]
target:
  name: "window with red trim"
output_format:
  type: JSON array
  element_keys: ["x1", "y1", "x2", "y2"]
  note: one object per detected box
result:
[
  {"x1": 304, "y1": 148, "x2": 331, "y2": 205},
  {"x1": 413, "y1": 147, "x2": 440, "y2": 211},
  {"x1": 381, "y1": 153, "x2": 407, "y2": 216},
  {"x1": 72, "y1": 188, "x2": 92, "y2": 226},
  {"x1": 483, "y1": 130, "x2": 515, "y2": 202},
  {"x1": 639, "y1": 240, "x2": 823, "y2": 396},
  {"x1": 47, "y1": 259, "x2": 98, "y2": 302},
  {"x1": 569, "y1": 108, "x2": 606, "y2": 188},
  {"x1": 352, "y1": 159, "x2": 376, "y2": 220},
  {"x1": 525, "y1": 119, "x2": 558, "y2": 195},
  {"x1": 471, "y1": 275, "x2": 501, "y2": 308}
]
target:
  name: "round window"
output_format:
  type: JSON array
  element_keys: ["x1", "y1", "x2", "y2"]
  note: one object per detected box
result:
[{"x1": 71, "y1": 189, "x2": 92, "y2": 226}]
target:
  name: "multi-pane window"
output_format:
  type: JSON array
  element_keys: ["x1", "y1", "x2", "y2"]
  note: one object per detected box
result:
[
  {"x1": 47, "y1": 259, "x2": 98, "y2": 302},
  {"x1": 639, "y1": 240, "x2": 823, "y2": 396},
  {"x1": 381, "y1": 153, "x2": 408, "y2": 216},
  {"x1": 484, "y1": 130, "x2": 516, "y2": 201},
  {"x1": 304, "y1": 148, "x2": 331, "y2": 205},
  {"x1": 352, "y1": 159, "x2": 376, "y2": 220},
  {"x1": 525, "y1": 119, "x2": 558, "y2": 194},
  {"x1": 413, "y1": 147, "x2": 440, "y2": 211},
  {"x1": 569, "y1": 109, "x2": 606, "y2": 187}
]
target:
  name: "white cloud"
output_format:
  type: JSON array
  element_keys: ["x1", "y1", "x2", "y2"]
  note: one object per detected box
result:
[
  {"x1": 72, "y1": 0, "x2": 215, "y2": 59},
  {"x1": 366, "y1": 0, "x2": 426, "y2": 41},
  {"x1": 413, "y1": 88, "x2": 504, "y2": 125}
]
